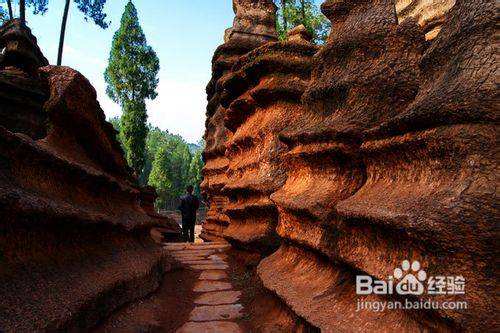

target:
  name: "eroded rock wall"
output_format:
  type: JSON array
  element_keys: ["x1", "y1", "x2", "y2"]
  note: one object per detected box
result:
[
  {"x1": 0, "y1": 21, "x2": 180, "y2": 332},
  {"x1": 200, "y1": 0, "x2": 278, "y2": 241},
  {"x1": 257, "y1": 0, "x2": 497, "y2": 331},
  {"x1": 220, "y1": 26, "x2": 318, "y2": 254},
  {"x1": 258, "y1": 0, "x2": 436, "y2": 330},
  {"x1": 343, "y1": 0, "x2": 497, "y2": 329},
  {"x1": 203, "y1": 0, "x2": 496, "y2": 331}
]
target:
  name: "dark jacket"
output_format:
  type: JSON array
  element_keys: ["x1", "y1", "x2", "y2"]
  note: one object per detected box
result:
[{"x1": 178, "y1": 193, "x2": 200, "y2": 222}]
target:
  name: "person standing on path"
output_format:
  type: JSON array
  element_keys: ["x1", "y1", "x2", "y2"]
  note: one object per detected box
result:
[{"x1": 178, "y1": 185, "x2": 200, "y2": 242}]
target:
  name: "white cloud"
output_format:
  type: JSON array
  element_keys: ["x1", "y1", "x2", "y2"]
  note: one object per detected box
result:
[
  {"x1": 146, "y1": 78, "x2": 206, "y2": 143},
  {"x1": 96, "y1": 77, "x2": 207, "y2": 144}
]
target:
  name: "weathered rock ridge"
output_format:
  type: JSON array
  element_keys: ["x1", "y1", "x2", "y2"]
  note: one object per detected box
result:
[
  {"x1": 200, "y1": 0, "x2": 278, "y2": 242},
  {"x1": 202, "y1": 0, "x2": 497, "y2": 331},
  {"x1": 221, "y1": 26, "x2": 318, "y2": 254},
  {"x1": 0, "y1": 21, "x2": 180, "y2": 331}
]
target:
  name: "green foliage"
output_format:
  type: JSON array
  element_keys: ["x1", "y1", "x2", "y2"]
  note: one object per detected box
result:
[
  {"x1": 148, "y1": 133, "x2": 197, "y2": 210},
  {"x1": 104, "y1": 0, "x2": 159, "y2": 176},
  {"x1": 104, "y1": 1, "x2": 159, "y2": 105},
  {"x1": 140, "y1": 126, "x2": 183, "y2": 185},
  {"x1": 275, "y1": 0, "x2": 330, "y2": 44},
  {"x1": 110, "y1": 120, "x2": 204, "y2": 209},
  {"x1": 26, "y1": 0, "x2": 47, "y2": 15},
  {"x1": 119, "y1": 99, "x2": 148, "y2": 175},
  {"x1": 108, "y1": 116, "x2": 121, "y2": 132},
  {"x1": 0, "y1": 0, "x2": 48, "y2": 20},
  {"x1": 0, "y1": 5, "x2": 6, "y2": 21},
  {"x1": 74, "y1": 0, "x2": 109, "y2": 28},
  {"x1": 188, "y1": 150, "x2": 203, "y2": 197}
]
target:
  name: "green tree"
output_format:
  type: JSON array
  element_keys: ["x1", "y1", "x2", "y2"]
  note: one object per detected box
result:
[
  {"x1": 110, "y1": 116, "x2": 203, "y2": 208},
  {"x1": 188, "y1": 149, "x2": 204, "y2": 197},
  {"x1": 275, "y1": 0, "x2": 330, "y2": 44},
  {"x1": 0, "y1": 4, "x2": 7, "y2": 21},
  {"x1": 58, "y1": 0, "x2": 109, "y2": 65},
  {"x1": 148, "y1": 144, "x2": 175, "y2": 209},
  {"x1": 0, "y1": 0, "x2": 48, "y2": 24},
  {"x1": 148, "y1": 139, "x2": 192, "y2": 209},
  {"x1": 104, "y1": 0, "x2": 159, "y2": 177},
  {"x1": 140, "y1": 126, "x2": 173, "y2": 186}
]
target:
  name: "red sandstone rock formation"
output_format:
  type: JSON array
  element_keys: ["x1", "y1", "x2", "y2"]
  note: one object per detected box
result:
[
  {"x1": 340, "y1": 0, "x2": 497, "y2": 329},
  {"x1": 257, "y1": 0, "x2": 433, "y2": 330},
  {"x1": 396, "y1": 0, "x2": 456, "y2": 40},
  {"x1": 0, "y1": 20, "x2": 48, "y2": 139},
  {"x1": 0, "y1": 22, "x2": 180, "y2": 331},
  {"x1": 200, "y1": 0, "x2": 278, "y2": 242},
  {"x1": 255, "y1": 0, "x2": 497, "y2": 331},
  {"x1": 220, "y1": 26, "x2": 318, "y2": 254}
]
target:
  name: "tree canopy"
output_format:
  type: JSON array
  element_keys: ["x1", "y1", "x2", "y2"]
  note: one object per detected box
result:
[
  {"x1": 109, "y1": 119, "x2": 204, "y2": 210},
  {"x1": 104, "y1": 1, "x2": 159, "y2": 105},
  {"x1": 104, "y1": 0, "x2": 159, "y2": 176},
  {"x1": 275, "y1": 0, "x2": 330, "y2": 44},
  {"x1": 73, "y1": 0, "x2": 108, "y2": 29},
  {"x1": 0, "y1": 0, "x2": 48, "y2": 22}
]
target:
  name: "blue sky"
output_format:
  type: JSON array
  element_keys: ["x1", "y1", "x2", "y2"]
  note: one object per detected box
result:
[{"x1": 18, "y1": 0, "x2": 235, "y2": 143}]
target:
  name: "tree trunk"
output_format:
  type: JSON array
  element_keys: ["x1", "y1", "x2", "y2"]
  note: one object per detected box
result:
[
  {"x1": 57, "y1": 0, "x2": 71, "y2": 66},
  {"x1": 300, "y1": 0, "x2": 306, "y2": 23},
  {"x1": 281, "y1": 0, "x2": 287, "y2": 31},
  {"x1": 7, "y1": 0, "x2": 13, "y2": 20},
  {"x1": 19, "y1": 0, "x2": 25, "y2": 25}
]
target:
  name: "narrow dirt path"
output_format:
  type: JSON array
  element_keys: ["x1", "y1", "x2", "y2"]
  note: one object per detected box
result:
[{"x1": 165, "y1": 242, "x2": 244, "y2": 333}]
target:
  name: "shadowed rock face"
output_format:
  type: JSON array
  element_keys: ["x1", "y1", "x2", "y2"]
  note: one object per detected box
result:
[
  {"x1": 256, "y1": 0, "x2": 497, "y2": 331},
  {"x1": 395, "y1": 0, "x2": 456, "y2": 40},
  {"x1": 200, "y1": 0, "x2": 277, "y2": 242},
  {"x1": 220, "y1": 27, "x2": 318, "y2": 254},
  {"x1": 0, "y1": 24, "x2": 180, "y2": 331},
  {"x1": 0, "y1": 20, "x2": 49, "y2": 140}
]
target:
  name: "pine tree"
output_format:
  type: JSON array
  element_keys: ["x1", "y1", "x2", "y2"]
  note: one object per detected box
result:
[{"x1": 104, "y1": 0, "x2": 159, "y2": 177}]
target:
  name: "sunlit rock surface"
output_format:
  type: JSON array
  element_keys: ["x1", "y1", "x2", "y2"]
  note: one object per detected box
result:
[
  {"x1": 0, "y1": 22, "x2": 180, "y2": 331},
  {"x1": 220, "y1": 26, "x2": 317, "y2": 254},
  {"x1": 199, "y1": 0, "x2": 498, "y2": 331},
  {"x1": 395, "y1": 0, "x2": 456, "y2": 40},
  {"x1": 258, "y1": 0, "x2": 496, "y2": 331},
  {"x1": 201, "y1": 0, "x2": 278, "y2": 242}
]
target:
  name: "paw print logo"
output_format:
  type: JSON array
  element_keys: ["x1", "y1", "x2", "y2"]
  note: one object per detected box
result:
[{"x1": 394, "y1": 260, "x2": 427, "y2": 295}]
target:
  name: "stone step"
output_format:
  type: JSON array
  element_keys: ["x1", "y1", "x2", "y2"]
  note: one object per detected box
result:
[
  {"x1": 190, "y1": 263, "x2": 229, "y2": 270},
  {"x1": 194, "y1": 290, "x2": 242, "y2": 305},
  {"x1": 170, "y1": 249, "x2": 223, "y2": 257},
  {"x1": 171, "y1": 255, "x2": 207, "y2": 261},
  {"x1": 193, "y1": 280, "x2": 233, "y2": 292},
  {"x1": 163, "y1": 242, "x2": 230, "y2": 251},
  {"x1": 199, "y1": 270, "x2": 228, "y2": 281},
  {"x1": 176, "y1": 321, "x2": 242, "y2": 333},
  {"x1": 179, "y1": 259, "x2": 225, "y2": 265},
  {"x1": 189, "y1": 304, "x2": 243, "y2": 322}
]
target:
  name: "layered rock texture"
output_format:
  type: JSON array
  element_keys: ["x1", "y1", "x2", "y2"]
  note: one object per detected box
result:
[
  {"x1": 200, "y1": 0, "x2": 278, "y2": 242},
  {"x1": 0, "y1": 21, "x2": 180, "y2": 331},
  {"x1": 203, "y1": 0, "x2": 497, "y2": 331},
  {"x1": 396, "y1": 0, "x2": 456, "y2": 40},
  {"x1": 221, "y1": 26, "x2": 318, "y2": 254}
]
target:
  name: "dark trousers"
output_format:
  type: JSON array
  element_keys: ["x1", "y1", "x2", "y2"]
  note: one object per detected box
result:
[{"x1": 182, "y1": 218, "x2": 195, "y2": 242}]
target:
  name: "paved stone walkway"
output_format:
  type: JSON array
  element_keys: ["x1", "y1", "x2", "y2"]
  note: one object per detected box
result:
[{"x1": 164, "y1": 242, "x2": 243, "y2": 333}]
